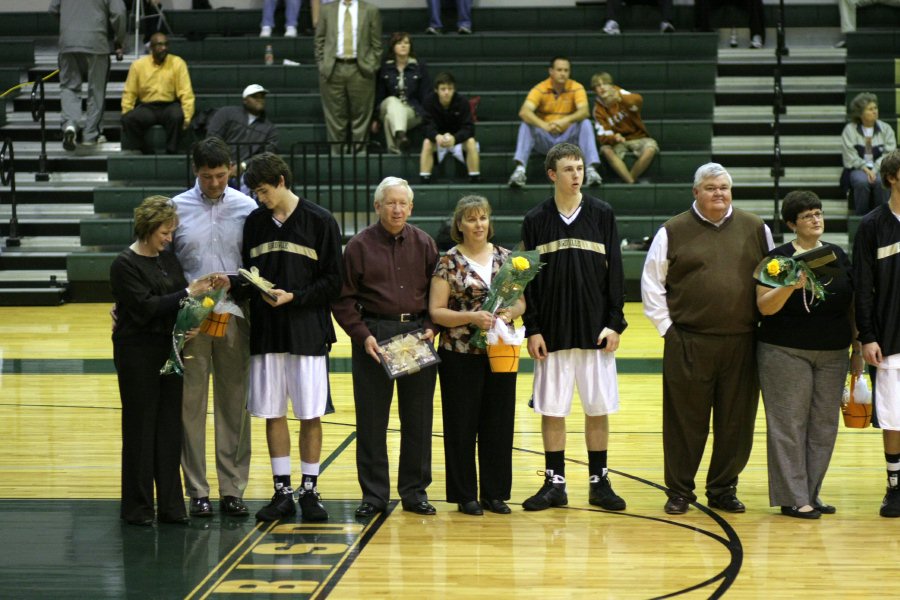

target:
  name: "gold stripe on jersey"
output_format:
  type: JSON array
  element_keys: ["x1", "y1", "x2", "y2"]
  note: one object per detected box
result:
[
  {"x1": 536, "y1": 238, "x2": 606, "y2": 255},
  {"x1": 250, "y1": 241, "x2": 319, "y2": 261},
  {"x1": 877, "y1": 242, "x2": 900, "y2": 261}
]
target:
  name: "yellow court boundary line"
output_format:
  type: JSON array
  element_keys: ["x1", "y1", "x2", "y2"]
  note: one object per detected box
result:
[
  {"x1": 184, "y1": 520, "x2": 276, "y2": 600},
  {"x1": 309, "y1": 513, "x2": 390, "y2": 600}
]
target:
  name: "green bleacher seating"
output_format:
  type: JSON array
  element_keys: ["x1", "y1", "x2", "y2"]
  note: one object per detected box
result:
[
  {"x1": 66, "y1": 252, "x2": 116, "y2": 282},
  {"x1": 846, "y1": 59, "x2": 899, "y2": 86},
  {"x1": 197, "y1": 90, "x2": 713, "y2": 123},
  {"x1": 187, "y1": 61, "x2": 715, "y2": 94},
  {"x1": 172, "y1": 33, "x2": 718, "y2": 64},
  {"x1": 93, "y1": 187, "x2": 185, "y2": 215},
  {"x1": 846, "y1": 32, "x2": 900, "y2": 58},
  {"x1": 80, "y1": 218, "x2": 132, "y2": 248},
  {"x1": 0, "y1": 13, "x2": 56, "y2": 37},
  {"x1": 257, "y1": 119, "x2": 711, "y2": 153},
  {"x1": 0, "y1": 40, "x2": 35, "y2": 65},
  {"x1": 107, "y1": 150, "x2": 708, "y2": 187},
  {"x1": 0, "y1": 68, "x2": 22, "y2": 97}
]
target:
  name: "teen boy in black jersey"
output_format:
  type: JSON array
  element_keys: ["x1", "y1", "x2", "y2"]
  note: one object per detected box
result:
[
  {"x1": 240, "y1": 153, "x2": 343, "y2": 522},
  {"x1": 520, "y1": 142, "x2": 627, "y2": 511}
]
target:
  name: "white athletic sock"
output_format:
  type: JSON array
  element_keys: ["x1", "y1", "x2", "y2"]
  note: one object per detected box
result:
[
  {"x1": 301, "y1": 461, "x2": 320, "y2": 477},
  {"x1": 271, "y1": 456, "x2": 291, "y2": 477}
]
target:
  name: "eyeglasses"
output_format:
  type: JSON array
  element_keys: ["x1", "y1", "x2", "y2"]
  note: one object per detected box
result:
[{"x1": 797, "y1": 211, "x2": 824, "y2": 222}]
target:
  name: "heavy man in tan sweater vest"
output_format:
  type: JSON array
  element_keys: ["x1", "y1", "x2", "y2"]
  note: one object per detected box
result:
[{"x1": 641, "y1": 163, "x2": 773, "y2": 515}]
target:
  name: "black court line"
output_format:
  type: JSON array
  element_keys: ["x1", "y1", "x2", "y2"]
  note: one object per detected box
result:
[
  {"x1": 515, "y1": 446, "x2": 743, "y2": 599},
  {"x1": 312, "y1": 502, "x2": 398, "y2": 599}
]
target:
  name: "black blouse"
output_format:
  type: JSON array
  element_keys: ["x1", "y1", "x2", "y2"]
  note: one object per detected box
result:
[
  {"x1": 757, "y1": 241, "x2": 854, "y2": 351},
  {"x1": 110, "y1": 248, "x2": 189, "y2": 344}
]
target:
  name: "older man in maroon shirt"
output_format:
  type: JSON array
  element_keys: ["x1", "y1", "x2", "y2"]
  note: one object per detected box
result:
[{"x1": 333, "y1": 176, "x2": 440, "y2": 518}]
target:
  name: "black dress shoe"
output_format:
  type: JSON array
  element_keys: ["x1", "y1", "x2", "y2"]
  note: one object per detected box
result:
[
  {"x1": 481, "y1": 499, "x2": 511, "y2": 514},
  {"x1": 190, "y1": 496, "x2": 213, "y2": 517},
  {"x1": 402, "y1": 501, "x2": 437, "y2": 515},
  {"x1": 355, "y1": 502, "x2": 382, "y2": 518},
  {"x1": 707, "y1": 493, "x2": 746, "y2": 513},
  {"x1": 457, "y1": 500, "x2": 483, "y2": 515},
  {"x1": 813, "y1": 502, "x2": 836, "y2": 515},
  {"x1": 159, "y1": 514, "x2": 190, "y2": 525},
  {"x1": 125, "y1": 517, "x2": 154, "y2": 526},
  {"x1": 780, "y1": 506, "x2": 821, "y2": 519},
  {"x1": 220, "y1": 496, "x2": 249, "y2": 517},
  {"x1": 664, "y1": 496, "x2": 690, "y2": 515}
]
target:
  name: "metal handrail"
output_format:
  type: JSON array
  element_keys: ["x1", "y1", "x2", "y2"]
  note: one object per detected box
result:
[
  {"x1": 770, "y1": 0, "x2": 788, "y2": 238},
  {"x1": 30, "y1": 76, "x2": 50, "y2": 182},
  {"x1": 1, "y1": 137, "x2": 21, "y2": 247},
  {"x1": 288, "y1": 141, "x2": 386, "y2": 239}
]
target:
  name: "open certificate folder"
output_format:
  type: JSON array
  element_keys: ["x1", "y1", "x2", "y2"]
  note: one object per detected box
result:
[{"x1": 238, "y1": 266, "x2": 279, "y2": 302}]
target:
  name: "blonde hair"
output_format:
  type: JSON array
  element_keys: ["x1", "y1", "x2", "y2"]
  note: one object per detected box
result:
[
  {"x1": 450, "y1": 195, "x2": 493, "y2": 243},
  {"x1": 133, "y1": 195, "x2": 177, "y2": 241},
  {"x1": 590, "y1": 72, "x2": 613, "y2": 88}
]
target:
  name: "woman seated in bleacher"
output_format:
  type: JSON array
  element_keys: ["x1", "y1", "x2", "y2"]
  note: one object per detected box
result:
[
  {"x1": 371, "y1": 32, "x2": 431, "y2": 154},
  {"x1": 841, "y1": 92, "x2": 897, "y2": 215}
]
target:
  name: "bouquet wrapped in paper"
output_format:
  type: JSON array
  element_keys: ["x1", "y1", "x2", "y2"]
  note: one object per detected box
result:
[
  {"x1": 160, "y1": 288, "x2": 225, "y2": 375},
  {"x1": 754, "y1": 245, "x2": 835, "y2": 312},
  {"x1": 473, "y1": 250, "x2": 543, "y2": 349}
]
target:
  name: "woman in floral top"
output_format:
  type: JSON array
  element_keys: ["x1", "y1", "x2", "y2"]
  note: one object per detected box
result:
[{"x1": 429, "y1": 195, "x2": 525, "y2": 516}]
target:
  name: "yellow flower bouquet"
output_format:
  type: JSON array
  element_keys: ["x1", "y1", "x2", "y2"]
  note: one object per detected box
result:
[
  {"x1": 754, "y1": 251, "x2": 830, "y2": 312},
  {"x1": 473, "y1": 250, "x2": 543, "y2": 350},
  {"x1": 160, "y1": 288, "x2": 225, "y2": 375}
]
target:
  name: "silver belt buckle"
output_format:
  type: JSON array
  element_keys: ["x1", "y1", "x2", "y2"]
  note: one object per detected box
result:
[{"x1": 399, "y1": 313, "x2": 413, "y2": 322}]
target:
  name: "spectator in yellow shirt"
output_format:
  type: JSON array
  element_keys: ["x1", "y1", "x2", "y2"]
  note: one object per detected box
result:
[
  {"x1": 121, "y1": 33, "x2": 195, "y2": 154},
  {"x1": 508, "y1": 57, "x2": 602, "y2": 188}
]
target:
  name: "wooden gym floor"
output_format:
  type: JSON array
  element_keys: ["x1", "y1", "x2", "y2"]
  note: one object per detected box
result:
[{"x1": 0, "y1": 303, "x2": 894, "y2": 598}]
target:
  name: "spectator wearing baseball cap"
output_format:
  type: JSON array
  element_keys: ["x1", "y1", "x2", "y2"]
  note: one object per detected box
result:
[{"x1": 207, "y1": 84, "x2": 280, "y2": 171}]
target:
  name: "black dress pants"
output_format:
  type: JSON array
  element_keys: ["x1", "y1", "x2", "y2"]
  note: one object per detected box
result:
[
  {"x1": 114, "y1": 338, "x2": 186, "y2": 522},
  {"x1": 352, "y1": 318, "x2": 436, "y2": 509},
  {"x1": 121, "y1": 101, "x2": 184, "y2": 154},
  {"x1": 437, "y1": 349, "x2": 516, "y2": 503},
  {"x1": 694, "y1": 0, "x2": 765, "y2": 40}
]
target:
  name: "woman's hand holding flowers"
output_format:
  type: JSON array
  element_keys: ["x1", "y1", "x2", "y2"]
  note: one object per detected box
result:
[{"x1": 469, "y1": 310, "x2": 495, "y2": 330}]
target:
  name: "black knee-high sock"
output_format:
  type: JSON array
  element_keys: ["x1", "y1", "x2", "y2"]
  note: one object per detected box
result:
[
  {"x1": 588, "y1": 450, "x2": 608, "y2": 478},
  {"x1": 546, "y1": 451, "x2": 565, "y2": 478}
]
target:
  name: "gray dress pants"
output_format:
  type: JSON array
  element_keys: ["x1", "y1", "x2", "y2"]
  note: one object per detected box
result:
[
  {"x1": 758, "y1": 342, "x2": 848, "y2": 508},
  {"x1": 58, "y1": 52, "x2": 110, "y2": 142}
]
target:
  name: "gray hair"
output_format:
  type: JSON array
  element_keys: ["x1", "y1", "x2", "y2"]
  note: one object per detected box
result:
[
  {"x1": 693, "y1": 162, "x2": 732, "y2": 188},
  {"x1": 374, "y1": 176, "x2": 414, "y2": 205},
  {"x1": 848, "y1": 92, "x2": 878, "y2": 124}
]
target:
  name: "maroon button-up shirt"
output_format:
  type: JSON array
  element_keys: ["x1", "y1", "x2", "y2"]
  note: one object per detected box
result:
[{"x1": 333, "y1": 221, "x2": 439, "y2": 345}]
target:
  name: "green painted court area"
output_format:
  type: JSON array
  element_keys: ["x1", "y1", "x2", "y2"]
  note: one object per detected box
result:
[
  {"x1": 1, "y1": 357, "x2": 663, "y2": 375},
  {"x1": 0, "y1": 500, "x2": 390, "y2": 599}
]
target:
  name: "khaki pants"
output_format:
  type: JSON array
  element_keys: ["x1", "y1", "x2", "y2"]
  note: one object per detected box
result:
[
  {"x1": 181, "y1": 315, "x2": 251, "y2": 499},
  {"x1": 379, "y1": 96, "x2": 421, "y2": 153},
  {"x1": 320, "y1": 61, "x2": 376, "y2": 145}
]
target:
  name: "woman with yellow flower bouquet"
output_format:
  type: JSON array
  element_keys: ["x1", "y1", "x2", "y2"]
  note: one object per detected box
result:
[
  {"x1": 110, "y1": 196, "x2": 228, "y2": 526},
  {"x1": 429, "y1": 195, "x2": 526, "y2": 516},
  {"x1": 755, "y1": 190, "x2": 864, "y2": 519}
]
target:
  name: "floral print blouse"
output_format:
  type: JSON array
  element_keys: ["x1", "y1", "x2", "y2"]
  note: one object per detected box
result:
[{"x1": 432, "y1": 244, "x2": 511, "y2": 355}]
